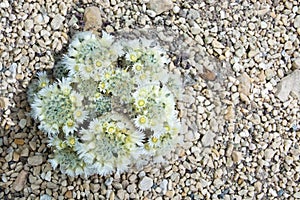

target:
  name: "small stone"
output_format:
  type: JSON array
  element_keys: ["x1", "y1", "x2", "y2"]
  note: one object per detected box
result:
[
  {"x1": 69, "y1": 15, "x2": 78, "y2": 26},
  {"x1": 24, "y1": 19, "x2": 34, "y2": 31},
  {"x1": 201, "y1": 131, "x2": 216, "y2": 146},
  {"x1": 29, "y1": 141, "x2": 37, "y2": 151},
  {"x1": 65, "y1": 191, "x2": 73, "y2": 198},
  {"x1": 0, "y1": 97, "x2": 9, "y2": 109},
  {"x1": 18, "y1": 119, "x2": 27, "y2": 129},
  {"x1": 173, "y1": 5, "x2": 180, "y2": 13},
  {"x1": 50, "y1": 14, "x2": 65, "y2": 30},
  {"x1": 138, "y1": 176, "x2": 153, "y2": 191},
  {"x1": 34, "y1": 14, "x2": 50, "y2": 24},
  {"x1": 232, "y1": 151, "x2": 242, "y2": 163},
  {"x1": 200, "y1": 67, "x2": 216, "y2": 81},
  {"x1": 84, "y1": 6, "x2": 103, "y2": 31},
  {"x1": 294, "y1": 192, "x2": 300, "y2": 198},
  {"x1": 40, "y1": 194, "x2": 52, "y2": 200},
  {"x1": 146, "y1": 10, "x2": 157, "y2": 18},
  {"x1": 13, "y1": 170, "x2": 28, "y2": 191},
  {"x1": 235, "y1": 48, "x2": 245, "y2": 58},
  {"x1": 232, "y1": 63, "x2": 243, "y2": 72},
  {"x1": 260, "y1": 21, "x2": 268, "y2": 29},
  {"x1": 265, "y1": 68, "x2": 275, "y2": 80},
  {"x1": 28, "y1": 155, "x2": 43, "y2": 166},
  {"x1": 15, "y1": 132, "x2": 27, "y2": 138},
  {"x1": 147, "y1": 0, "x2": 173, "y2": 15},
  {"x1": 109, "y1": 191, "x2": 115, "y2": 200},
  {"x1": 284, "y1": 41, "x2": 293, "y2": 50},
  {"x1": 165, "y1": 190, "x2": 175, "y2": 198},
  {"x1": 264, "y1": 148, "x2": 276, "y2": 160},
  {"x1": 14, "y1": 138, "x2": 24, "y2": 145},
  {"x1": 269, "y1": 188, "x2": 277, "y2": 197},
  {"x1": 90, "y1": 183, "x2": 100, "y2": 192},
  {"x1": 117, "y1": 190, "x2": 126, "y2": 199},
  {"x1": 44, "y1": 171, "x2": 52, "y2": 181},
  {"x1": 160, "y1": 179, "x2": 168, "y2": 194},
  {"x1": 248, "y1": 49, "x2": 260, "y2": 58},
  {"x1": 238, "y1": 72, "x2": 251, "y2": 96},
  {"x1": 191, "y1": 23, "x2": 201, "y2": 35},
  {"x1": 212, "y1": 39, "x2": 225, "y2": 49},
  {"x1": 105, "y1": 177, "x2": 113, "y2": 186},
  {"x1": 47, "y1": 182, "x2": 58, "y2": 189},
  {"x1": 224, "y1": 105, "x2": 235, "y2": 121},
  {"x1": 275, "y1": 70, "x2": 300, "y2": 101},
  {"x1": 20, "y1": 148, "x2": 29, "y2": 157},
  {"x1": 126, "y1": 184, "x2": 136, "y2": 193},
  {"x1": 277, "y1": 69, "x2": 284, "y2": 78},
  {"x1": 294, "y1": 15, "x2": 300, "y2": 28},
  {"x1": 258, "y1": 71, "x2": 266, "y2": 82},
  {"x1": 13, "y1": 152, "x2": 20, "y2": 161},
  {"x1": 293, "y1": 58, "x2": 300, "y2": 69},
  {"x1": 240, "y1": 93, "x2": 250, "y2": 104}
]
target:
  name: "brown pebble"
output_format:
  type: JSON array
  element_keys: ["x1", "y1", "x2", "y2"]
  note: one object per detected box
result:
[
  {"x1": 0, "y1": 97, "x2": 9, "y2": 109},
  {"x1": 13, "y1": 152, "x2": 20, "y2": 161},
  {"x1": 13, "y1": 170, "x2": 28, "y2": 191},
  {"x1": 238, "y1": 178, "x2": 244, "y2": 185},
  {"x1": 65, "y1": 190, "x2": 73, "y2": 198},
  {"x1": 200, "y1": 67, "x2": 217, "y2": 81},
  {"x1": 14, "y1": 139, "x2": 25, "y2": 145},
  {"x1": 84, "y1": 6, "x2": 103, "y2": 31}
]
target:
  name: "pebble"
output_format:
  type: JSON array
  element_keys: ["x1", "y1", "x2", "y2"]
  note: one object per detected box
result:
[
  {"x1": 160, "y1": 179, "x2": 168, "y2": 194},
  {"x1": 238, "y1": 73, "x2": 251, "y2": 96},
  {"x1": 24, "y1": 19, "x2": 34, "y2": 31},
  {"x1": 40, "y1": 194, "x2": 52, "y2": 200},
  {"x1": 50, "y1": 14, "x2": 65, "y2": 30},
  {"x1": 275, "y1": 70, "x2": 300, "y2": 101},
  {"x1": 201, "y1": 131, "x2": 216, "y2": 146},
  {"x1": 173, "y1": 5, "x2": 180, "y2": 14},
  {"x1": 294, "y1": 192, "x2": 300, "y2": 198},
  {"x1": 191, "y1": 23, "x2": 201, "y2": 35},
  {"x1": 138, "y1": 176, "x2": 153, "y2": 191},
  {"x1": 248, "y1": 49, "x2": 260, "y2": 58},
  {"x1": 231, "y1": 151, "x2": 242, "y2": 163},
  {"x1": 294, "y1": 15, "x2": 300, "y2": 28},
  {"x1": 254, "y1": 181, "x2": 262, "y2": 192},
  {"x1": 13, "y1": 170, "x2": 28, "y2": 191},
  {"x1": 65, "y1": 191, "x2": 73, "y2": 198},
  {"x1": 260, "y1": 21, "x2": 268, "y2": 29},
  {"x1": 28, "y1": 155, "x2": 43, "y2": 166},
  {"x1": 83, "y1": 6, "x2": 103, "y2": 31},
  {"x1": 126, "y1": 184, "x2": 136, "y2": 193},
  {"x1": 14, "y1": 138, "x2": 24, "y2": 145},
  {"x1": 212, "y1": 39, "x2": 225, "y2": 49},
  {"x1": 18, "y1": 119, "x2": 27, "y2": 129},
  {"x1": 0, "y1": 97, "x2": 9, "y2": 109},
  {"x1": 264, "y1": 149, "x2": 276, "y2": 160},
  {"x1": 117, "y1": 190, "x2": 126, "y2": 199},
  {"x1": 293, "y1": 58, "x2": 300, "y2": 69},
  {"x1": 147, "y1": 0, "x2": 173, "y2": 15}
]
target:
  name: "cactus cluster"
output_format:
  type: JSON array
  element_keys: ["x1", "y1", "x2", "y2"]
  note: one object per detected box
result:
[{"x1": 28, "y1": 31, "x2": 183, "y2": 176}]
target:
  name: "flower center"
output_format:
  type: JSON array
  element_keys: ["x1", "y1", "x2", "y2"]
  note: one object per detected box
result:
[
  {"x1": 130, "y1": 54, "x2": 137, "y2": 62},
  {"x1": 95, "y1": 61, "x2": 102, "y2": 67},
  {"x1": 67, "y1": 120, "x2": 74, "y2": 127},
  {"x1": 69, "y1": 138, "x2": 76, "y2": 146},
  {"x1": 138, "y1": 100, "x2": 145, "y2": 107},
  {"x1": 139, "y1": 116, "x2": 146, "y2": 124},
  {"x1": 151, "y1": 137, "x2": 158, "y2": 143}
]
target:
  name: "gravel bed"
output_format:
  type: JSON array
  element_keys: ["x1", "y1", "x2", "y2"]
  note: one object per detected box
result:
[{"x1": 1, "y1": 0, "x2": 300, "y2": 199}]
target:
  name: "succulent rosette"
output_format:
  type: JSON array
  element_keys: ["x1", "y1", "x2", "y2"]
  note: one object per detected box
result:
[{"x1": 28, "y1": 31, "x2": 183, "y2": 177}]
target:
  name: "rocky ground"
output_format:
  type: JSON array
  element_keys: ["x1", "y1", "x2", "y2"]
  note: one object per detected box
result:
[{"x1": 1, "y1": 0, "x2": 300, "y2": 199}]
